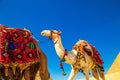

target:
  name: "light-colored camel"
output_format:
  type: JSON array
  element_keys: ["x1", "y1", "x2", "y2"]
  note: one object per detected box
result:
[
  {"x1": 0, "y1": 25, "x2": 50, "y2": 80},
  {"x1": 41, "y1": 30, "x2": 105, "y2": 80}
]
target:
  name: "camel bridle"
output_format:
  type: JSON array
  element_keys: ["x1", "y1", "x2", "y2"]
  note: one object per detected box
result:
[{"x1": 49, "y1": 30, "x2": 60, "y2": 44}]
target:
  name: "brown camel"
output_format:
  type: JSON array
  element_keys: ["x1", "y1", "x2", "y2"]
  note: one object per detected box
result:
[{"x1": 0, "y1": 24, "x2": 50, "y2": 80}]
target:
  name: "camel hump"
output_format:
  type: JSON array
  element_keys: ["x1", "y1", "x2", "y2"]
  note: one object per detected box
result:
[
  {"x1": 73, "y1": 40, "x2": 104, "y2": 65},
  {"x1": 0, "y1": 25, "x2": 40, "y2": 66}
]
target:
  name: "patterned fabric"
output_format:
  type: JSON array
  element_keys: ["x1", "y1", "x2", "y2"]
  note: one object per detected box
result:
[
  {"x1": 72, "y1": 40, "x2": 104, "y2": 65},
  {"x1": 0, "y1": 25, "x2": 40, "y2": 65},
  {"x1": 89, "y1": 45, "x2": 104, "y2": 65}
]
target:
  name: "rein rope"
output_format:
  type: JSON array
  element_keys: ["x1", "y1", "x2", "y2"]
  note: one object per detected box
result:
[
  {"x1": 49, "y1": 30, "x2": 67, "y2": 75},
  {"x1": 60, "y1": 49, "x2": 67, "y2": 76}
]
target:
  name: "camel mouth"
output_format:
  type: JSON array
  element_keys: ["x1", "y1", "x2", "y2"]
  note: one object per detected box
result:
[{"x1": 41, "y1": 31, "x2": 46, "y2": 36}]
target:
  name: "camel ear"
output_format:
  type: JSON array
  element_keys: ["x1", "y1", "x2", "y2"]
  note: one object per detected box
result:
[{"x1": 58, "y1": 30, "x2": 62, "y2": 34}]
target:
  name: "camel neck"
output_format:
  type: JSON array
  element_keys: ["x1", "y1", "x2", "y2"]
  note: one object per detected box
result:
[
  {"x1": 53, "y1": 36, "x2": 77, "y2": 65},
  {"x1": 54, "y1": 37, "x2": 65, "y2": 59}
]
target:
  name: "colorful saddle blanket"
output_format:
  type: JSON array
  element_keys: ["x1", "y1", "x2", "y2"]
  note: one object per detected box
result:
[
  {"x1": 0, "y1": 25, "x2": 40, "y2": 65},
  {"x1": 72, "y1": 40, "x2": 104, "y2": 65}
]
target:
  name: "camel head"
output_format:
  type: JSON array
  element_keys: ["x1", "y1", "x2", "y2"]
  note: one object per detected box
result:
[{"x1": 41, "y1": 30, "x2": 61, "y2": 40}]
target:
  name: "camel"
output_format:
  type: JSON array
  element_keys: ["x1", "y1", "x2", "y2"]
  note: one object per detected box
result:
[
  {"x1": 22, "y1": 41, "x2": 50, "y2": 80},
  {"x1": 0, "y1": 49, "x2": 50, "y2": 80},
  {"x1": 0, "y1": 25, "x2": 50, "y2": 80},
  {"x1": 41, "y1": 30, "x2": 105, "y2": 80},
  {"x1": 0, "y1": 47, "x2": 50, "y2": 80}
]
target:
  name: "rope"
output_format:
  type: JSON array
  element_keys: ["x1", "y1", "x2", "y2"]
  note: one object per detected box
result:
[
  {"x1": 59, "y1": 49, "x2": 67, "y2": 76},
  {"x1": 60, "y1": 60, "x2": 66, "y2": 76}
]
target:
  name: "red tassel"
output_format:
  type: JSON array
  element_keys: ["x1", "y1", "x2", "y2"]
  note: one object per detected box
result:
[{"x1": 60, "y1": 62, "x2": 63, "y2": 67}]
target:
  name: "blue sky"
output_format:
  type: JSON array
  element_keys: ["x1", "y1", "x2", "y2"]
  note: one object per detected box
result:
[{"x1": 0, "y1": 0, "x2": 120, "y2": 80}]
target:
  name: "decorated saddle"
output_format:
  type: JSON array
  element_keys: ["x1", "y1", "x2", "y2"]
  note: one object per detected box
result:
[
  {"x1": 72, "y1": 40, "x2": 104, "y2": 65},
  {"x1": 0, "y1": 25, "x2": 40, "y2": 66}
]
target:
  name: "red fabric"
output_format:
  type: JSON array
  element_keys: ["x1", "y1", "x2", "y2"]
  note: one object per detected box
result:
[
  {"x1": 74, "y1": 41, "x2": 104, "y2": 65},
  {"x1": 88, "y1": 43, "x2": 104, "y2": 65},
  {"x1": 0, "y1": 25, "x2": 40, "y2": 65},
  {"x1": 0, "y1": 26, "x2": 10, "y2": 64}
]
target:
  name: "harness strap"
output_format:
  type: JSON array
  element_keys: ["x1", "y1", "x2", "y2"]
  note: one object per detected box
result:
[{"x1": 49, "y1": 30, "x2": 60, "y2": 44}]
